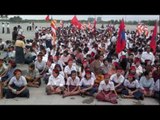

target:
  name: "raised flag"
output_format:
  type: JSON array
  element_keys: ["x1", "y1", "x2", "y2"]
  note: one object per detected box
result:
[
  {"x1": 45, "y1": 15, "x2": 50, "y2": 21},
  {"x1": 116, "y1": 19, "x2": 126, "y2": 54},
  {"x1": 92, "y1": 18, "x2": 97, "y2": 33},
  {"x1": 136, "y1": 23, "x2": 149, "y2": 36},
  {"x1": 71, "y1": 16, "x2": 81, "y2": 29},
  {"x1": 50, "y1": 20, "x2": 57, "y2": 45},
  {"x1": 150, "y1": 22, "x2": 157, "y2": 53}
]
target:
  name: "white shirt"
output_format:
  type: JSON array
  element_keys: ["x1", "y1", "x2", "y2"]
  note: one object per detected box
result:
[
  {"x1": 9, "y1": 76, "x2": 27, "y2": 87},
  {"x1": 141, "y1": 52, "x2": 155, "y2": 65},
  {"x1": 64, "y1": 65, "x2": 77, "y2": 75},
  {"x1": 66, "y1": 76, "x2": 80, "y2": 86},
  {"x1": 18, "y1": 29, "x2": 23, "y2": 35},
  {"x1": 81, "y1": 71, "x2": 96, "y2": 81},
  {"x1": 47, "y1": 74, "x2": 65, "y2": 87},
  {"x1": 48, "y1": 63, "x2": 56, "y2": 74},
  {"x1": 111, "y1": 36, "x2": 116, "y2": 43},
  {"x1": 123, "y1": 79, "x2": 140, "y2": 89},
  {"x1": 42, "y1": 53, "x2": 48, "y2": 63},
  {"x1": 8, "y1": 51, "x2": 15, "y2": 58},
  {"x1": 52, "y1": 60, "x2": 64, "y2": 71},
  {"x1": 35, "y1": 60, "x2": 46, "y2": 70},
  {"x1": 140, "y1": 76, "x2": 155, "y2": 90},
  {"x1": 112, "y1": 59, "x2": 119, "y2": 64},
  {"x1": 79, "y1": 77, "x2": 95, "y2": 86},
  {"x1": 45, "y1": 33, "x2": 52, "y2": 40},
  {"x1": 135, "y1": 65, "x2": 143, "y2": 75},
  {"x1": 110, "y1": 74, "x2": 125, "y2": 84},
  {"x1": 98, "y1": 80, "x2": 115, "y2": 91}
]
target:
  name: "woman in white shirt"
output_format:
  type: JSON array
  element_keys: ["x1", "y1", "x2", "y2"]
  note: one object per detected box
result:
[
  {"x1": 140, "y1": 71, "x2": 155, "y2": 97},
  {"x1": 110, "y1": 68, "x2": 125, "y2": 93},
  {"x1": 35, "y1": 53, "x2": 46, "y2": 75},
  {"x1": 121, "y1": 74, "x2": 144, "y2": 100},
  {"x1": 46, "y1": 69, "x2": 65, "y2": 95},
  {"x1": 79, "y1": 71, "x2": 97, "y2": 96},
  {"x1": 96, "y1": 74, "x2": 118, "y2": 104},
  {"x1": 64, "y1": 59, "x2": 77, "y2": 80},
  {"x1": 63, "y1": 70, "x2": 80, "y2": 98},
  {"x1": 5, "y1": 69, "x2": 29, "y2": 98}
]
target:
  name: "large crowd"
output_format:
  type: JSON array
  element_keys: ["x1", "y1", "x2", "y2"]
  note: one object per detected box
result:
[{"x1": 0, "y1": 23, "x2": 159, "y2": 104}]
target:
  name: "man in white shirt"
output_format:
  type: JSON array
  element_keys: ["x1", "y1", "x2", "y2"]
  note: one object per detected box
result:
[
  {"x1": 141, "y1": 46, "x2": 155, "y2": 65},
  {"x1": 45, "y1": 30, "x2": 53, "y2": 49}
]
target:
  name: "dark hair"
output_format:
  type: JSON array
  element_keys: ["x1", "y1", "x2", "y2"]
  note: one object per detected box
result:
[
  {"x1": 71, "y1": 70, "x2": 77, "y2": 75},
  {"x1": 83, "y1": 47, "x2": 89, "y2": 54},
  {"x1": 54, "y1": 64, "x2": 62, "y2": 71},
  {"x1": 84, "y1": 70, "x2": 91, "y2": 78},
  {"x1": 29, "y1": 63, "x2": 35, "y2": 69},
  {"x1": 13, "y1": 26, "x2": 17, "y2": 31},
  {"x1": 77, "y1": 48, "x2": 82, "y2": 53},
  {"x1": 144, "y1": 71, "x2": 149, "y2": 76},
  {"x1": 14, "y1": 69, "x2": 22, "y2": 75},
  {"x1": 86, "y1": 54, "x2": 91, "y2": 58},
  {"x1": 8, "y1": 60, "x2": 17, "y2": 68},
  {"x1": 95, "y1": 54, "x2": 100, "y2": 60},
  {"x1": 53, "y1": 68, "x2": 59, "y2": 74},
  {"x1": 120, "y1": 58, "x2": 127, "y2": 71}
]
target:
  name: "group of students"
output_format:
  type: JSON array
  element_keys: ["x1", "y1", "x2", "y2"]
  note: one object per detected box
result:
[{"x1": 0, "y1": 22, "x2": 160, "y2": 104}]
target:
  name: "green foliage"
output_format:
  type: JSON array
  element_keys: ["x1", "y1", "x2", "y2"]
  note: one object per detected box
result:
[{"x1": 9, "y1": 16, "x2": 23, "y2": 22}]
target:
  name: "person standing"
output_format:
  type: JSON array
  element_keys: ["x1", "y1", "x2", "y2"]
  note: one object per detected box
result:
[
  {"x1": 2, "y1": 22, "x2": 5, "y2": 34},
  {"x1": 15, "y1": 35, "x2": 25, "y2": 64},
  {"x1": 6, "y1": 22, "x2": 10, "y2": 34},
  {"x1": 12, "y1": 26, "x2": 18, "y2": 44},
  {"x1": 32, "y1": 22, "x2": 35, "y2": 31}
]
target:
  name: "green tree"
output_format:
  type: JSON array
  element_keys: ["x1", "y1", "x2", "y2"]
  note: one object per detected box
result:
[{"x1": 9, "y1": 16, "x2": 22, "y2": 22}]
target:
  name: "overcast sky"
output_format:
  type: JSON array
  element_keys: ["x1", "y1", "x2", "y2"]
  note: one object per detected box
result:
[{"x1": 8, "y1": 15, "x2": 159, "y2": 21}]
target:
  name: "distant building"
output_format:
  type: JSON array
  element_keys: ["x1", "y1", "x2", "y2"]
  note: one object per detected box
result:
[
  {"x1": 97, "y1": 17, "x2": 102, "y2": 22},
  {"x1": 88, "y1": 17, "x2": 94, "y2": 22},
  {"x1": 0, "y1": 15, "x2": 9, "y2": 20}
]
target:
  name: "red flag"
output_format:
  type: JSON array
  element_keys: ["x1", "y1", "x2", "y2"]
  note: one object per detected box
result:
[
  {"x1": 92, "y1": 18, "x2": 97, "y2": 33},
  {"x1": 45, "y1": 15, "x2": 50, "y2": 21},
  {"x1": 150, "y1": 22, "x2": 157, "y2": 53},
  {"x1": 51, "y1": 20, "x2": 57, "y2": 45},
  {"x1": 116, "y1": 19, "x2": 126, "y2": 54},
  {"x1": 60, "y1": 20, "x2": 64, "y2": 28},
  {"x1": 93, "y1": 18, "x2": 97, "y2": 29},
  {"x1": 71, "y1": 16, "x2": 81, "y2": 29}
]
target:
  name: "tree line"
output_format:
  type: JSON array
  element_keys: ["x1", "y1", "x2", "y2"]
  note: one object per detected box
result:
[{"x1": 0, "y1": 16, "x2": 159, "y2": 26}]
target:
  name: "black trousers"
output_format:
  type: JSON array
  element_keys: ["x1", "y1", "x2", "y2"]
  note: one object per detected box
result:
[
  {"x1": 6, "y1": 84, "x2": 30, "y2": 99},
  {"x1": 2, "y1": 27, "x2": 5, "y2": 34}
]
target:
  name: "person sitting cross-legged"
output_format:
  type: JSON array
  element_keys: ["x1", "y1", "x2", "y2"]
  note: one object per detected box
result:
[
  {"x1": 5, "y1": 69, "x2": 30, "y2": 99},
  {"x1": 46, "y1": 69, "x2": 65, "y2": 95}
]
